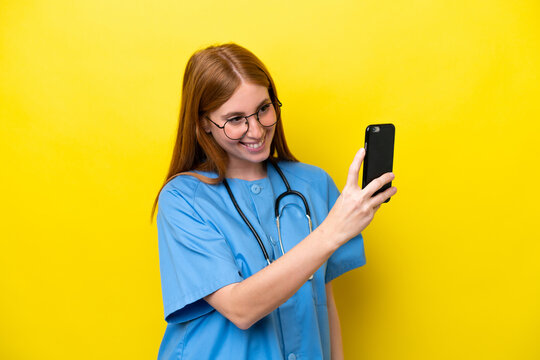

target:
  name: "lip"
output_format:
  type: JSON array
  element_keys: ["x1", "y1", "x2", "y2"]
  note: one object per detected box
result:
[{"x1": 240, "y1": 137, "x2": 266, "y2": 153}]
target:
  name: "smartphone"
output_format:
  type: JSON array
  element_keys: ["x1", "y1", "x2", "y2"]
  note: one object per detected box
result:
[{"x1": 362, "y1": 124, "x2": 395, "y2": 203}]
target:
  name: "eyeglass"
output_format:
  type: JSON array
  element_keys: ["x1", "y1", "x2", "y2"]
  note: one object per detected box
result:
[{"x1": 205, "y1": 100, "x2": 282, "y2": 140}]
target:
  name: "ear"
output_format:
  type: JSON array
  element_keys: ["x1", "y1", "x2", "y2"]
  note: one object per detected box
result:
[{"x1": 200, "y1": 117, "x2": 212, "y2": 134}]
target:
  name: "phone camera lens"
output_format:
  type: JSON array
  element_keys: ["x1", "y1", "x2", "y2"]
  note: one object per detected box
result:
[{"x1": 372, "y1": 126, "x2": 380, "y2": 133}]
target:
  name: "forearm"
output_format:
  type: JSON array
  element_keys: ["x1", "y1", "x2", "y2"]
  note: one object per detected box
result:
[
  {"x1": 327, "y1": 282, "x2": 344, "y2": 360},
  {"x1": 205, "y1": 224, "x2": 339, "y2": 329}
]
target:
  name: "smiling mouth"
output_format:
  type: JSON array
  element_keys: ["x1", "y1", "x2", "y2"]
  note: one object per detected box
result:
[{"x1": 240, "y1": 138, "x2": 264, "y2": 150}]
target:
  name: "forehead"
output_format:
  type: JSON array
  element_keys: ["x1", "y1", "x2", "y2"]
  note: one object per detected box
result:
[{"x1": 215, "y1": 82, "x2": 269, "y2": 114}]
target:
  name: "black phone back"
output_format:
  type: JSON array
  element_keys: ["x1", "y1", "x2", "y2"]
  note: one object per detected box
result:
[{"x1": 362, "y1": 124, "x2": 395, "y2": 202}]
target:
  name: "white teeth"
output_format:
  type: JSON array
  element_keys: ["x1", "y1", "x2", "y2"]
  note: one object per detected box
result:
[{"x1": 244, "y1": 139, "x2": 264, "y2": 149}]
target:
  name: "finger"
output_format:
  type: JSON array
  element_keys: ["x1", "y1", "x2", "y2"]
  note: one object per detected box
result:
[
  {"x1": 345, "y1": 147, "x2": 365, "y2": 188},
  {"x1": 363, "y1": 172, "x2": 395, "y2": 198},
  {"x1": 369, "y1": 186, "x2": 397, "y2": 208}
]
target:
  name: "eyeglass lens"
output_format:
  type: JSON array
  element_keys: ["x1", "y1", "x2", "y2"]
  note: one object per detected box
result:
[{"x1": 224, "y1": 103, "x2": 278, "y2": 139}]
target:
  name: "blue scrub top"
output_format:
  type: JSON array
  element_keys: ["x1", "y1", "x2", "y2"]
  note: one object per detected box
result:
[{"x1": 156, "y1": 161, "x2": 366, "y2": 360}]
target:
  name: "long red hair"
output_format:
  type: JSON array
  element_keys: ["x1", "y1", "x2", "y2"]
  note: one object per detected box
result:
[{"x1": 150, "y1": 43, "x2": 297, "y2": 221}]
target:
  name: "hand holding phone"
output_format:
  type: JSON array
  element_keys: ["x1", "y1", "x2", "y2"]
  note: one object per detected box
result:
[{"x1": 322, "y1": 138, "x2": 396, "y2": 247}]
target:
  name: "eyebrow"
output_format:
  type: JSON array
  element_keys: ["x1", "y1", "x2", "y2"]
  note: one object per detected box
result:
[{"x1": 221, "y1": 98, "x2": 270, "y2": 119}]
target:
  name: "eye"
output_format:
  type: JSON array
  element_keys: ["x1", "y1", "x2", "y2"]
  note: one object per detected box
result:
[
  {"x1": 259, "y1": 103, "x2": 272, "y2": 114},
  {"x1": 227, "y1": 116, "x2": 244, "y2": 124}
]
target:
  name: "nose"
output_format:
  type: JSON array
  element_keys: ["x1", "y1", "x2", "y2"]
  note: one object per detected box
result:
[{"x1": 244, "y1": 114, "x2": 264, "y2": 139}]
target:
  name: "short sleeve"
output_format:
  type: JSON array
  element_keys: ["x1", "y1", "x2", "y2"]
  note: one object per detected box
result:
[
  {"x1": 324, "y1": 173, "x2": 367, "y2": 283},
  {"x1": 157, "y1": 183, "x2": 243, "y2": 323}
]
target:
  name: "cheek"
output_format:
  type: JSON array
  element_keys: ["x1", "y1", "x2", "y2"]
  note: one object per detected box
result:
[
  {"x1": 210, "y1": 128, "x2": 226, "y2": 142},
  {"x1": 214, "y1": 131, "x2": 238, "y2": 148},
  {"x1": 268, "y1": 127, "x2": 277, "y2": 141}
]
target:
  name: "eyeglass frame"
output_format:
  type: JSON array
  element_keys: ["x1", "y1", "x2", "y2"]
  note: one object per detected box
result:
[{"x1": 204, "y1": 99, "x2": 282, "y2": 140}]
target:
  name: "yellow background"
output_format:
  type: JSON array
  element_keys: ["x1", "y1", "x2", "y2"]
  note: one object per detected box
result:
[{"x1": 1, "y1": 0, "x2": 539, "y2": 359}]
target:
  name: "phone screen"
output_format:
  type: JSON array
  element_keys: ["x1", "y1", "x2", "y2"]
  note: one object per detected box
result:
[{"x1": 362, "y1": 124, "x2": 395, "y2": 202}]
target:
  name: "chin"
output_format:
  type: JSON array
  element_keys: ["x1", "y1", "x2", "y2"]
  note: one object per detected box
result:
[{"x1": 248, "y1": 150, "x2": 271, "y2": 163}]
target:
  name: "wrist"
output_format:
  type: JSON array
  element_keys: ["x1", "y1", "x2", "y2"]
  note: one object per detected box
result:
[{"x1": 313, "y1": 222, "x2": 344, "y2": 253}]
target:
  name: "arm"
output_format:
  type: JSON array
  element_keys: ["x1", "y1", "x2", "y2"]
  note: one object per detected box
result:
[
  {"x1": 326, "y1": 282, "x2": 344, "y2": 360},
  {"x1": 204, "y1": 148, "x2": 396, "y2": 330},
  {"x1": 205, "y1": 225, "x2": 338, "y2": 329}
]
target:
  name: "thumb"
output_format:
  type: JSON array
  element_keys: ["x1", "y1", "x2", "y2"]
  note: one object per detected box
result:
[{"x1": 345, "y1": 147, "x2": 365, "y2": 188}]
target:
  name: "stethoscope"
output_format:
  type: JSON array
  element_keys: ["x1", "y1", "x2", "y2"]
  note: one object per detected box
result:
[{"x1": 222, "y1": 161, "x2": 314, "y2": 279}]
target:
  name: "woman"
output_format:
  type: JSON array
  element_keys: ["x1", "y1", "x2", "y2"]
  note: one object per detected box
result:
[{"x1": 152, "y1": 43, "x2": 397, "y2": 360}]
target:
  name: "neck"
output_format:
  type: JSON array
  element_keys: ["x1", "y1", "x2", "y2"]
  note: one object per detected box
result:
[{"x1": 226, "y1": 161, "x2": 267, "y2": 180}]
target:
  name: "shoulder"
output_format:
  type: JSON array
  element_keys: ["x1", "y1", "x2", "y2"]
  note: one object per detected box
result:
[
  {"x1": 276, "y1": 161, "x2": 333, "y2": 188},
  {"x1": 157, "y1": 173, "x2": 208, "y2": 215}
]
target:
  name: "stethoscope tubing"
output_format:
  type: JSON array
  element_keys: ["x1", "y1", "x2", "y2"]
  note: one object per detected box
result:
[
  {"x1": 222, "y1": 161, "x2": 313, "y2": 276},
  {"x1": 223, "y1": 178, "x2": 272, "y2": 266}
]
